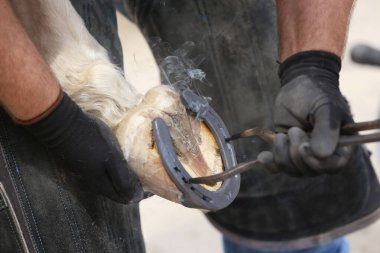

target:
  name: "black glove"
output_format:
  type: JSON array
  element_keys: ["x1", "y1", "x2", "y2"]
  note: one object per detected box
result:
[
  {"x1": 258, "y1": 50, "x2": 354, "y2": 176},
  {"x1": 23, "y1": 92, "x2": 143, "y2": 203}
]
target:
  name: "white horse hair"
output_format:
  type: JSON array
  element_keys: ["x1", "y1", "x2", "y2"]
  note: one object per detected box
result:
[{"x1": 10, "y1": 0, "x2": 140, "y2": 129}]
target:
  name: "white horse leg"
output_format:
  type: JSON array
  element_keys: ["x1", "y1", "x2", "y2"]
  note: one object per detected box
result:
[{"x1": 10, "y1": 0, "x2": 140, "y2": 128}]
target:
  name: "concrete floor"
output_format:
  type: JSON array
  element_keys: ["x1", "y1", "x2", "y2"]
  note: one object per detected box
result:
[{"x1": 118, "y1": 1, "x2": 380, "y2": 252}]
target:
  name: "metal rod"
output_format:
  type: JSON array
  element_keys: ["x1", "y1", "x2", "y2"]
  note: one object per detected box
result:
[
  {"x1": 226, "y1": 127, "x2": 276, "y2": 142},
  {"x1": 338, "y1": 132, "x2": 380, "y2": 146},
  {"x1": 342, "y1": 119, "x2": 380, "y2": 133},
  {"x1": 188, "y1": 159, "x2": 260, "y2": 185},
  {"x1": 227, "y1": 119, "x2": 380, "y2": 142}
]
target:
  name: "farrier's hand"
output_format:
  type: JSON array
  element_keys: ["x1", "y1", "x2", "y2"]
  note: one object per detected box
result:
[
  {"x1": 259, "y1": 51, "x2": 354, "y2": 176},
  {"x1": 23, "y1": 92, "x2": 144, "y2": 203}
]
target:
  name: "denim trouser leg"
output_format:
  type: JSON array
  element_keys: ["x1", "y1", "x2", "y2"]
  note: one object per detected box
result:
[
  {"x1": 122, "y1": 0, "x2": 380, "y2": 250},
  {"x1": 0, "y1": 1, "x2": 145, "y2": 252},
  {"x1": 223, "y1": 237, "x2": 350, "y2": 253},
  {"x1": 0, "y1": 112, "x2": 145, "y2": 253}
]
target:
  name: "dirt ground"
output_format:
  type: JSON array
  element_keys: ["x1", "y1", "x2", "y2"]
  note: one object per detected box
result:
[{"x1": 118, "y1": 1, "x2": 380, "y2": 252}]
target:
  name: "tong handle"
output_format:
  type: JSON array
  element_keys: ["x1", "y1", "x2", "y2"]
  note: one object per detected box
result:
[
  {"x1": 190, "y1": 119, "x2": 380, "y2": 186},
  {"x1": 227, "y1": 119, "x2": 380, "y2": 145},
  {"x1": 342, "y1": 119, "x2": 380, "y2": 133}
]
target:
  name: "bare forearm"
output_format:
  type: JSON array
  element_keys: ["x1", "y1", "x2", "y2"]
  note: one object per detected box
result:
[
  {"x1": 0, "y1": 0, "x2": 60, "y2": 121},
  {"x1": 276, "y1": 0, "x2": 355, "y2": 61}
]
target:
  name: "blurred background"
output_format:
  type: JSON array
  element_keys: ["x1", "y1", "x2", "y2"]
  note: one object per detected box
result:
[{"x1": 117, "y1": 1, "x2": 380, "y2": 252}]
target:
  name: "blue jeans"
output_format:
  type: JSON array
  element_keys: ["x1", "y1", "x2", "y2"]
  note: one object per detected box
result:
[{"x1": 223, "y1": 238, "x2": 349, "y2": 253}]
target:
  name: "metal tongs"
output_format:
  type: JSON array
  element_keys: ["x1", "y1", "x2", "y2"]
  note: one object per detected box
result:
[{"x1": 189, "y1": 119, "x2": 380, "y2": 186}]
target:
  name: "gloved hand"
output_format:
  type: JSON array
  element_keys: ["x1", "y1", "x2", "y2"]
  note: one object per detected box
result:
[
  {"x1": 258, "y1": 50, "x2": 354, "y2": 176},
  {"x1": 21, "y1": 91, "x2": 144, "y2": 203}
]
